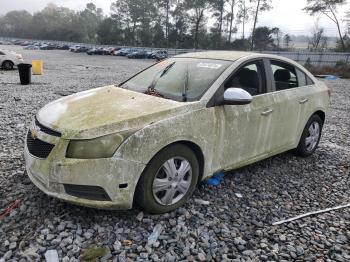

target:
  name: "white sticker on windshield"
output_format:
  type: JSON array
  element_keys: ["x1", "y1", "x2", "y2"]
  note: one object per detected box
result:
[{"x1": 197, "y1": 63, "x2": 223, "y2": 69}]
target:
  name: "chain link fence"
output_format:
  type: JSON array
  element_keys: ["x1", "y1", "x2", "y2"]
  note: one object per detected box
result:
[{"x1": 1, "y1": 37, "x2": 349, "y2": 66}]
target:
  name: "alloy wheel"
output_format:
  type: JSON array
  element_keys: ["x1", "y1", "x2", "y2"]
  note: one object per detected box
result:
[{"x1": 305, "y1": 121, "x2": 320, "y2": 152}]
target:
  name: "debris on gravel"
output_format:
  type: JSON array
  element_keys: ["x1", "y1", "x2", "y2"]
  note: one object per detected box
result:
[{"x1": 0, "y1": 46, "x2": 349, "y2": 261}]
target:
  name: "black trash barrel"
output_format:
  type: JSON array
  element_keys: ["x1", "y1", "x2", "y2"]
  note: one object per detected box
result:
[{"x1": 18, "y1": 63, "x2": 32, "y2": 85}]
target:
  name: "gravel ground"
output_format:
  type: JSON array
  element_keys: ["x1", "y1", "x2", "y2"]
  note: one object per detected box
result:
[{"x1": 0, "y1": 45, "x2": 349, "y2": 261}]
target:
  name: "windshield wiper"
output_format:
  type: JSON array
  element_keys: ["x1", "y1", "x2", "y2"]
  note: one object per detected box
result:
[
  {"x1": 160, "y1": 62, "x2": 176, "y2": 77},
  {"x1": 147, "y1": 62, "x2": 176, "y2": 92}
]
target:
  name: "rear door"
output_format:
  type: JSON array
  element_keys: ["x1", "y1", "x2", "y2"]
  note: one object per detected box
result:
[{"x1": 265, "y1": 59, "x2": 311, "y2": 151}]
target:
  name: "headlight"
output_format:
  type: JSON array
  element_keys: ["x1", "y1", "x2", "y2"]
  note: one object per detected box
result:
[{"x1": 66, "y1": 133, "x2": 125, "y2": 159}]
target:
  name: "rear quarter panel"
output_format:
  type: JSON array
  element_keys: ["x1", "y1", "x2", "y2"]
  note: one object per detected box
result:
[{"x1": 294, "y1": 80, "x2": 330, "y2": 147}]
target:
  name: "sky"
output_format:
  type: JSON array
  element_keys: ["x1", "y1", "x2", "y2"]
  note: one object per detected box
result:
[{"x1": 0, "y1": 0, "x2": 349, "y2": 36}]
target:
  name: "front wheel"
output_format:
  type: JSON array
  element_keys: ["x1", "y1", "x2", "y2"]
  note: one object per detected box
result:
[
  {"x1": 296, "y1": 114, "x2": 323, "y2": 157},
  {"x1": 135, "y1": 144, "x2": 199, "y2": 214}
]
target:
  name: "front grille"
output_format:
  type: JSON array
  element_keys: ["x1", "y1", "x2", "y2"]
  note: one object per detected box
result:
[
  {"x1": 64, "y1": 184, "x2": 112, "y2": 201},
  {"x1": 35, "y1": 117, "x2": 61, "y2": 137},
  {"x1": 26, "y1": 131, "x2": 55, "y2": 158}
]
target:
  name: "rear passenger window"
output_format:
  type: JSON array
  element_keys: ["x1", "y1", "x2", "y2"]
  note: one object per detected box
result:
[
  {"x1": 270, "y1": 60, "x2": 298, "y2": 91},
  {"x1": 296, "y1": 68, "x2": 315, "y2": 87},
  {"x1": 306, "y1": 76, "x2": 314, "y2": 85}
]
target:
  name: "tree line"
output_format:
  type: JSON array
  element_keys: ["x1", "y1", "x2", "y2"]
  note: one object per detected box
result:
[{"x1": 0, "y1": 0, "x2": 349, "y2": 51}]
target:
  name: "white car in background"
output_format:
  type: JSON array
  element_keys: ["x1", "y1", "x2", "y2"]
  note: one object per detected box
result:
[{"x1": 0, "y1": 49, "x2": 24, "y2": 70}]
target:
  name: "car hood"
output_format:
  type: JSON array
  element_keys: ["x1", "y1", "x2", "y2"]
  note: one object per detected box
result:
[{"x1": 37, "y1": 86, "x2": 201, "y2": 139}]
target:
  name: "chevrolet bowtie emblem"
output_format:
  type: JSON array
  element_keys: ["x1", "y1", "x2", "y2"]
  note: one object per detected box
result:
[{"x1": 30, "y1": 126, "x2": 40, "y2": 139}]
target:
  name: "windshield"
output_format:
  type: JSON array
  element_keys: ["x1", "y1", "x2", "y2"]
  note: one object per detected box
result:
[{"x1": 121, "y1": 58, "x2": 232, "y2": 101}]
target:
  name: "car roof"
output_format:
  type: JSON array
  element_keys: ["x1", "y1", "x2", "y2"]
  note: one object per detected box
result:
[
  {"x1": 173, "y1": 51, "x2": 305, "y2": 68},
  {"x1": 174, "y1": 51, "x2": 256, "y2": 61}
]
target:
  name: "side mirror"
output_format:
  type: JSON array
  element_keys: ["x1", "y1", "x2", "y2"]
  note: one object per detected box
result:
[{"x1": 223, "y1": 88, "x2": 252, "y2": 105}]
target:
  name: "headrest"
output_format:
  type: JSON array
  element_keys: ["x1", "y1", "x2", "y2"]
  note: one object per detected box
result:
[
  {"x1": 274, "y1": 69, "x2": 291, "y2": 82},
  {"x1": 238, "y1": 69, "x2": 259, "y2": 89}
]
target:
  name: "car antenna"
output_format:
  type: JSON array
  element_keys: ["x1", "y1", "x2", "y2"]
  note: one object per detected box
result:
[{"x1": 182, "y1": 63, "x2": 189, "y2": 102}]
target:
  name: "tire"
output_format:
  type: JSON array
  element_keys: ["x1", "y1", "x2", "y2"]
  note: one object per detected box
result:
[
  {"x1": 296, "y1": 114, "x2": 323, "y2": 157},
  {"x1": 2, "y1": 60, "x2": 14, "y2": 70},
  {"x1": 135, "y1": 144, "x2": 199, "y2": 214}
]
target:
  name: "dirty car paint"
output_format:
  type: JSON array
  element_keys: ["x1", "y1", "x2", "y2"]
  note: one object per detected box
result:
[{"x1": 24, "y1": 52, "x2": 330, "y2": 210}]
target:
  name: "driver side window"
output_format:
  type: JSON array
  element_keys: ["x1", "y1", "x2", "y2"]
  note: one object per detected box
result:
[{"x1": 224, "y1": 60, "x2": 266, "y2": 96}]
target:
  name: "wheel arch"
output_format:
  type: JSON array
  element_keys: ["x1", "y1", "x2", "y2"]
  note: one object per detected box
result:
[
  {"x1": 296, "y1": 109, "x2": 326, "y2": 148},
  {"x1": 313, "y1": 110, "x2": 325, "y2": 125},
  {"x1": 145, "y1": 140, "x2": 205, "y2": 184},
  {"x1": 2, "y1": 60, "x2": 14, "y2": 67}
]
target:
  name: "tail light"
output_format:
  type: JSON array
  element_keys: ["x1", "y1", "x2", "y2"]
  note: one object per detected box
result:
[{"x1": 327, "y1": 88, "x2": 331, "y2": 97}]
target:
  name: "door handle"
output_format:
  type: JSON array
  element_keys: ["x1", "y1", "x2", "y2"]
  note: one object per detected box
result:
[
  {"x1": 261, "y1": 108, "x2": 273, "y2": 116},
  {"x1": 299, "y1": 98, "x2": 309, "y2": 104}
]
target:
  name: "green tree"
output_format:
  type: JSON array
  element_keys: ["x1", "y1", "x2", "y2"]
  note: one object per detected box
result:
[
  {"x1": 271, "y1": 27, "x2": 282, "y2": 48},
  {"x1": 29, "y1": 4, "x2": 86, "y2": 41},
  {"x1": 1, "y1": 10, "x2": 33, "y2": 38},
  {"x1": 168, "y1": 2, "x2": 190, "y2": 48},
  {"x1": 250, "y1": 0, "x2": 272, "y2": 50},
  {"x1": 226, "y1": 0, "x2": 237, "y2": 43},
  {"x1": 283, "y1": 34, "x2": 292, "y2": 49},
  {"x1": 184, "y1": 0, "x2": 211, "y2": 48},
  {"x1": 308, "y1": 22, "x2": 328, "y2": 51},
  {"x1": 111, "y1": 0, "x2": 158, "y2": 46},
  {"x1": 253, "y1": 26, "x2": 275, "y2": 50},
  {"x1": 211, "y1": 0, "x2": 229, "y2": 47},
  {"x1": 236, "y1": 0, "x2": 251, "y2": 39},
  {"x1": 345, "y1": 10, "x2": 350, "y2": 34},
  {"x1": 304, "y1": 0, "x2": 346, "y2": 51},
  {"x1": 97, "y1": 17, "x2": 124, "y2": 44},
  {"x1": 80, "y1": 3, "x2": 103, "y2": 43}
]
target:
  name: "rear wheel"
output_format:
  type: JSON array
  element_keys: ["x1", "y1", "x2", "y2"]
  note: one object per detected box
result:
[
  {"x1": 135, "y1": 144, "x2": 199, "y2": 214},
  {"x1": 296, "y1": 115, "x2": 323, "y2": 157},
  {"x1": 2, "y1": 60, "x2": 14, "y2": 70}
]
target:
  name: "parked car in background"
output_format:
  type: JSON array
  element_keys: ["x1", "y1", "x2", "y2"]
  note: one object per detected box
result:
[
  {"x1": 40, "y1": 43, "x2": 57, "y2": 50},
  {"x1": 74, "y1": 46, "x2": 90, "y2": 53},
  {"x1": 148, "y1": 50, "x2": 168, "y2": 59},
  {"x1": 0, "y1": 40, "x2": 11, "y2": 45},
  {"x1": 24, "y1": 45, "x2": 40, "y2": 50},
  {"x1": 87, "y1": 47, "x2": 109, "y2": 55},
  {"x1": 24, "y1": 51, "x2": 330, "y2": 213},
  {"x1": 21, "y1": 41, "x2": 32, "y2": 46},
  {"x1": 113, "y1": 48, "x2": 128, "y2": 56},
  {"x1": 12, "y1": 40, "x2": 23, "y2": 45},
  {"x1": 155, "y1": 51, "x2": 168, "y2": 61},
  {"x1": 114, "y1": 48, "x2": 138, "y2": 56},
  {"x1": 127, "y1": 50, "x2": 148, "y2": 59},
  {"x1": 57, "y1": 44, "x2": 70, "y2": 50},
  {"x1": 0, "y1": 49, "x2": 24, "y2": 70},
  {"x1": 69, "y1": 45, "x2": 82, "y2": 52},
  {"x1": 106, "y1": 47, "x2": 120, "y2": 55}
]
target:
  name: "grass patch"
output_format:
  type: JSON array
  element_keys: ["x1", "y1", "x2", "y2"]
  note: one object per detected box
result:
[
  {"x1": 305, "y1": 61, "x2": 350, "y2": 79},
  {"x1": 81, "y1": 245, "x2": 110, "y2": 262}
]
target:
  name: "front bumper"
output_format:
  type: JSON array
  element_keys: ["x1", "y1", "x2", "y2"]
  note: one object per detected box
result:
[{"x1": 24, "y1": 129, "x2": 146, "y2": 210}]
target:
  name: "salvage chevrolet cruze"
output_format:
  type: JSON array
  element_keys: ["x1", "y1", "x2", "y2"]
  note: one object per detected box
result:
[{"x1": 24, "y1": 51, "x2": 330, "y2": 213}]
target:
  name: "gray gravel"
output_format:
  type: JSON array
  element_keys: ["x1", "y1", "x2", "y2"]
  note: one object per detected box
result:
[{"x1": 1, "y1": 45, "x2": 349, "y2": 261}]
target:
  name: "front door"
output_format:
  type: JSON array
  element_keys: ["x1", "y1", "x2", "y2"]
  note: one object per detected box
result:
[{"x1": 215, "y1": 59, "x2": 276, "y2": 170}]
